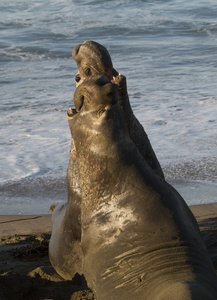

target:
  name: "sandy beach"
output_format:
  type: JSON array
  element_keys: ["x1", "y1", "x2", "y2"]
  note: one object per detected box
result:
[{"x1": 0, "y1": 203, "x2": 217, "y2": 300}]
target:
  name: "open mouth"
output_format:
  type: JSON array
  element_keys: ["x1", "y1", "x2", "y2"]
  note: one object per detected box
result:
[
  {"x1": 67, "y1": 105, "x2": 112, "y2": 120},
  {"x1": 67, "y1": 107, "x2": 77, "y2": 117}
]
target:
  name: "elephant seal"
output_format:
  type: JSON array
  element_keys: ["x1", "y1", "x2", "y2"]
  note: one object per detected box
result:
[
  {"x1": 49, "y1": 41, "x2": 114, "y2": 280},
  {"x1": 49, "y1": 41, "x2": 164, "y2": 279},
  {"x1": 68, "y1": 75, "x2": 217, "y2": 300},
  {"x1": 72, "y1": 40, "x2": 164, "y2": 178},
  {"x1": 49, "y1": 41, "x2": 113, "y2": 280}
]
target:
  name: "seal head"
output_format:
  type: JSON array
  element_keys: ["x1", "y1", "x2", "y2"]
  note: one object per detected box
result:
[{"x1": 72, "y1": 41, "x2": 114, "y2": 86}]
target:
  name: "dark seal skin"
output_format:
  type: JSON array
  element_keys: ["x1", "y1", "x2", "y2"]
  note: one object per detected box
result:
[
  {"x1": 68, "y1": 75, "x2": 217, "y2": 300},
  {"x1": 72, "y1": 40, "x2": 164, "y2": 178}
]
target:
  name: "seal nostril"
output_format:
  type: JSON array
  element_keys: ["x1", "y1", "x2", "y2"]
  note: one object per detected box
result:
[
  {"x1": 75, "y1": 45, "x2": 80, "y2": 56},
  {"x1": 75, "y1": 75, "x2": 81, "y2": 83},
  {"x1": 84, "y1": 68, "x2": 91, "y2": 76},
  {"x1": 76, "y1": 95, "x2": 84, "y2": 112}
]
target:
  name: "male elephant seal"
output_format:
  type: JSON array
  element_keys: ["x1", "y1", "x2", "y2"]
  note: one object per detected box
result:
[
  {"x1": 49, "y1": 41, "x2": 114, "y2": 280},
  {"x1": 72, "y1": 40, "x2": 164, "y2": 179},
  {"x1": 67, "y1": 75, "x2": 217, "y2": 300},
  {"x1": 49, "y1": 40, "x2": 165, "y2": 280}
]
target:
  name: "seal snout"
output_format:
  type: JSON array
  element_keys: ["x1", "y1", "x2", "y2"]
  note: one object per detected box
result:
[
  {"x1": 73, "y1": 75, "x2": 118, "y2": 116},
  {"x1": 72, "y1": 44, "x2": 81, "y2": 59}
]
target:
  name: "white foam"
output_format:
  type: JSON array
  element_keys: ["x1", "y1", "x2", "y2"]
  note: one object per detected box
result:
[{"x1": 1, "y1": 0, "x2": 217, "y2": 213}]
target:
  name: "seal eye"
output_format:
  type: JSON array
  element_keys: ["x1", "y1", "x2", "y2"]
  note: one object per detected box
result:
[
  {"x1": 85, "y1": 68, "x2": 91, "y2": 76},
  {"x1": 98, "y1": 108, "x2": 106, "y2": 117}
]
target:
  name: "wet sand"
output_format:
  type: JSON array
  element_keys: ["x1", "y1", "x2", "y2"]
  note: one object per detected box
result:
[{"x1": 0, "y1": 203, "x2": 217, "y2": 300}]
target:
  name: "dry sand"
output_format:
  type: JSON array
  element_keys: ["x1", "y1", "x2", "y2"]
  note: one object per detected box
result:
[{"x1": 0, "y1": 203, "x2": 217, "y2": 300}]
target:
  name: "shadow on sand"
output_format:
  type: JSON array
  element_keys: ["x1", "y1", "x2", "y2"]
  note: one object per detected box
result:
[{"x1": 0, "y1": 217, "x2": 217, "y2": 299}]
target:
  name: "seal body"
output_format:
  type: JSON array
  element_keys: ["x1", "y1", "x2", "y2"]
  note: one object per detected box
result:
[
  {"x1": 49, "y1": 41, "x2": 164, "y2": 279},
  {"x1": 49, "y1": 41, "x2": 163, "y2": 280},
  {"x1": 68, "y1": 76, "x2": 217, "y2": 300}
]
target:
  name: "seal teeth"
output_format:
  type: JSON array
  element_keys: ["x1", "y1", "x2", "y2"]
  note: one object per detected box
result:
[{"x1": 67, "y1": 107, "x2": 77, "y2": 116}]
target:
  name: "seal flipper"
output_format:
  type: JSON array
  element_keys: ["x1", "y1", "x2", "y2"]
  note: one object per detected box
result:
[{"x1": 49, "y1": 201, "x2": 83, "y2": 280}]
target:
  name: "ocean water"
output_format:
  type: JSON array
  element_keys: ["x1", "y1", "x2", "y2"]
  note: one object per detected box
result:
[{"x1": 1, "y1": 0, "x2": 217, "y2": 214}]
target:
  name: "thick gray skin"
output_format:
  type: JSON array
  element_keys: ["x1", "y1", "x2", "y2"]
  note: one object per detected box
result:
[{"x1": 68, "y1": 76, "x2": 217, "y2": 300}]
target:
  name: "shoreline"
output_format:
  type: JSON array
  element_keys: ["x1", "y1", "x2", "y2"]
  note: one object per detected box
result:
[
  {"x1": 1, "y1": 180, "x2": 217, "y2": 215},
  {"x1": 0, "y1": 203, "x2": 217, "y2": 299},
  {"x1": 1, "y1": 202, "x2": 217, "y2": 236}
]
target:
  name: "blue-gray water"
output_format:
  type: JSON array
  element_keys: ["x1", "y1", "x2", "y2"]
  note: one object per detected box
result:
[{"x1": 1, "y1": 0, "x2": 217, "y2": 214}]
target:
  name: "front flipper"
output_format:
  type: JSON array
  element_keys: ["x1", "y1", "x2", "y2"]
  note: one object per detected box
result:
[{"x1": 49, "y1": 201, "x2": 83, "y2": 280}]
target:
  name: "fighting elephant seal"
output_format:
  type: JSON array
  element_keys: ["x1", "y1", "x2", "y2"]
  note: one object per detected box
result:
[
  {"x1": 67, "y1": 75, "x2": 217, "y2": 300},
  {"x1": 72, "y1": 40, "x2": 164, "y2": 178},
  {"x1": 49, "y1": 42, "x2": 114, "y2": 280},
  {"x1": 49, "y1": 41, "x2": 165, "y2": 280}
]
